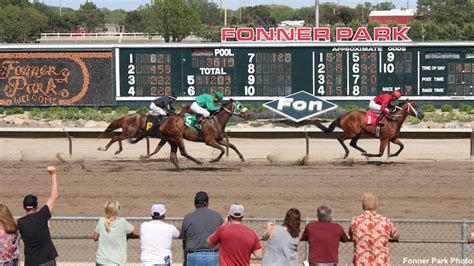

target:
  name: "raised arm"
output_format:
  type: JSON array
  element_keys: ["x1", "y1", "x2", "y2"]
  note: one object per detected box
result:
[{"x1": 46, "y1": 166, "x2": 58, "y2": 213}]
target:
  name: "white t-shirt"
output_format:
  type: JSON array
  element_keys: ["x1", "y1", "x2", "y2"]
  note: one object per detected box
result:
[{"x1": 140, "y1": 220, "x2": 179, "y2": 265}]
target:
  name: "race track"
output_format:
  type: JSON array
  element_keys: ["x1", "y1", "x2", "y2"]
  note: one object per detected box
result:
[{"x1": 0, "y1": 137, "x2": 472, "y2": 220}]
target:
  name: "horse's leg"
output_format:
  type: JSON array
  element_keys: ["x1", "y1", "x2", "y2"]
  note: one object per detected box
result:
[
  {"x1": 389, "y1": 138, "x2": 404, "y2": 157},
  {"x1": 365, "y1": 138, "x2": 389, "y2": 157},
  {"x1": 206, "y1": 140, "x2": 226, "y2": 163},
  {"x1": 349, "y1": 133, "x2": 367, "y2": 155},
  {"x1": 98, "y1": 133, "x2": 129, "y2": 153},
  {"x1": 177, "y1": 138, "x2": 203, "y2": 165},
  {"x1": 218, "y1": 139, "x2": 245, "y2": 162},
  {"x1": 169, "y1": 142, "x2": 180, "y2": 171},
  {"x1": 115, "y1": 140, "x2": 123, "y2": 155},
  {"x1": 141, "y1": 138, "x2": 167, "y2": 160},
  {"x1": 337, "y1": 135, "x2": 350, "y2": 159}
]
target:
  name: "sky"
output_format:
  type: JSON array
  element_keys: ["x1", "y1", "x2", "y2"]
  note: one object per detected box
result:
[{"x1": 37, "y1": 0, "x2": 415, "y2": 11}]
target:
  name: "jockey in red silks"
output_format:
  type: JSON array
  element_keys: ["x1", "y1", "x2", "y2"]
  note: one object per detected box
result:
[{"x1": 369, "y1": 90, "x2": 401, "y2": 126}]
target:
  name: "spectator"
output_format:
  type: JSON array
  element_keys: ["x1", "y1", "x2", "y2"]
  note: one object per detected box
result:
[
  {"x1": 261, "y1": 208, "x2": 301, "y2": 266},
  {"x1": 207, "y1": 203, "x2": 263, "y2": 266},
  {"x1": 301, "y1": 205, "x2": 349, "y2": 266},
  {"x1": 349, "y1": 193, "x2": 400, "y2": 265},
  {"x1": 0, "y1": 204, "x2": 19, "y2": 265},
  {"x1": 180, "y1": 191, "x2": 223, "y2": 266},
  {"x1": 140, "y1": 203, "x2": 179, "y2": 265},
  {"x1": 93, "y1": 200, "x2": 139, "y2": 266},
  {"x1": 18, "y1": 165, "x2": 58, "y2": 266},
  {"x1": 468, "y1": 232, "x2": 474, "y2": 243}
]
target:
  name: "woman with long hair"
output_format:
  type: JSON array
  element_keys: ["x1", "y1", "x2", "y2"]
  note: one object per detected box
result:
[
  {"x1": 261, "y1": 208, "x2": 301, "y2": 266},
  {"x1": 93, "y1": 200, "x2": 139, "y2": 266},
  {"x1": 0, "y1": 204, "x2": 19, "y2": 266}
]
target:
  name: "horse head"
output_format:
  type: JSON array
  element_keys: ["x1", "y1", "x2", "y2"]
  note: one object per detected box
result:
[
  {"x1": 400, "y1": 100, "x2": 424, "y2": 120},
  {"x1": 222, "y1": 99, "x2": 250, "y2": 119}
]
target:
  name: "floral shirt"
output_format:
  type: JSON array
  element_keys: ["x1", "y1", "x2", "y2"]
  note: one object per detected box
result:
[
  {"x1": 0, "y1": 232, "x2": 19, "y2": 263},
  {"x1": 349, "y1": 210, "x2": 397, "y2": 266}
]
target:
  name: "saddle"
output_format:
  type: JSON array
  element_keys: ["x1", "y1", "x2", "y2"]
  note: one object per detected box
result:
[
  {"x1": 366, "y1": 112, "x2": 385, "y2": 138},
  {"x1": 365, "y1": 112, "x2": 385, "y2": 126},
  {"x1": 145, "y1": 115, "x2": 164, "y2": 137}
]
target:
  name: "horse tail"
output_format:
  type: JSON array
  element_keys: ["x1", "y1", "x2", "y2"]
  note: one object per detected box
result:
[
  {"x1": 314, "y1": 117, "x2": 340, "y2": 133},
  {"x1": 98, "y1": 117, "x2": 123, "y2": 139}
]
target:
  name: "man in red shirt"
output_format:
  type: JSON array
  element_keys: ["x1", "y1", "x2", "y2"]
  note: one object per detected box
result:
[
  {"x1": 369, "y1": 90, "x2": 401, "y2": 126},
  {"x1": 207, "y1": 204, "x2": 263, "y2": 266},
  {"x1": 301, "y1": 205, "x2": 349, "y2": 265}
]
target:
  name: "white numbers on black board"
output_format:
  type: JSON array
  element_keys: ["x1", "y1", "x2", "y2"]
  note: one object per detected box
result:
[{"x1": 245, "y1": 53, "x2": 255, "y2": 96}]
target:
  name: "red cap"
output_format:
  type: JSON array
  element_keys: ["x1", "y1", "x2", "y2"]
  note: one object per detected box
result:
[{"x1": 393, "y1": 90, "x2": 401, "y2": 99}]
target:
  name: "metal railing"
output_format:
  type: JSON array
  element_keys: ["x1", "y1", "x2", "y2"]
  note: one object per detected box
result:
[{"x1": 15, "y1": 217, "x2": 474, "y2": 265}]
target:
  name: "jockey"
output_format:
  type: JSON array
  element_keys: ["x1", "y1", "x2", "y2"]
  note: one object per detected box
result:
[
  {"x1": 369, "y1": 90, "x2": 401, "y2": 126},
  {"x1": 191, "y1": 92, "x2": 224, "y2": 129},
  {"x1": 149, "y1": 95, "x2": 177, "y2": 117}
]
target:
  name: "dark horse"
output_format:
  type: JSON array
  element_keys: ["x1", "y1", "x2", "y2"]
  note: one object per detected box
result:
[
  {"x1": 98, "y1": 106, "x2": 193, "y2": 155},
  {"x1": 139, "y1": 99, "x2": 250, "y2": 170},
  {"x1": 97, "y1": 113, "x2": 147, "y2": 155},
  {"x1": 314, "y1": 101, "x2": 424, "y2": 158}
]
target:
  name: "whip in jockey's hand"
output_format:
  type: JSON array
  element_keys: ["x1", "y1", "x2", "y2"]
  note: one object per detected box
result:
[{"x1": 369, "y1": 90, "x2": 401, "y2": 126}]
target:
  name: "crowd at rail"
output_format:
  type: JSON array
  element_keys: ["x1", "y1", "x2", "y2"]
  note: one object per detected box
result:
[{"x1": 0, "y1": 165, "x2": 473, "y2": 266}]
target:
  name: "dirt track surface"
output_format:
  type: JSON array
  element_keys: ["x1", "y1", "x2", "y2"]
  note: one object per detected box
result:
[{"x1": 0, "y1": 136, "x2": 472, "y2": 220}]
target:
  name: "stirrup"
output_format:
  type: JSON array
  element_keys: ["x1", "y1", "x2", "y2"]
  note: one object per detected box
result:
[{"x1": 375, "y1": 126, "x2": 381, "y2": 138}]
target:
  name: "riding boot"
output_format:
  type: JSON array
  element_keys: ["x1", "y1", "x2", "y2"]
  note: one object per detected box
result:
[
  {"x1": 195, "y1": 115, "x2": 204, "y2": 130},
  {"x1": 376, "y1": 113, "x2": 385, "y2": 127}
]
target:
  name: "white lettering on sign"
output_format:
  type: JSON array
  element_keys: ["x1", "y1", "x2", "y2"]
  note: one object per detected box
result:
[
  {"x1": 421, "y1": 66, "x2": 446, "y2": 71},
  {"x1": 434, "y1": 77, "x2": 444, "y2": 82},
  {"x1": 277, "y1": 98, "x2": 323, "y2": 111},
  {"x1": 214, "y1": 49, "x2": 234, "y2": 56},
  {"x1": 434, "y1": 88, "x2": 445, "y2": 92},
  {"x1": 422, "y1": 88, "x2": 433, "y2": 92},
  {"x1": 422, "y1": 77, "x2": 432, "y2": 82},
  {"x1": 199, "y1": 68, "x2": 227, "y2": 75},
  {"x1": 382, "y1": 87, "x2": 393, "y2": 92}
]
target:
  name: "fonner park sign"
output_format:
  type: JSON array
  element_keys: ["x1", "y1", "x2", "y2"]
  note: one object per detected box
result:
[
  {"x1": 263, "y1": 91, "x2": 337, "y2": 122},
  {"x1": 221, "y1": 27, "x2": 411, "y2": 42}
]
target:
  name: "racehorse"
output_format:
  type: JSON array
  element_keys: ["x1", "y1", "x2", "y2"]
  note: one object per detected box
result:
[
  {"x1": 97, "y1": 113, "x2": 147, "y2": 155},
  {"x1": 140, "y1": 99, "x2": 249, "y2": 170},
  {"x1": 98, "y1": 105, "x2": 193, "y2": 155},
  {"x1": 314, "y1": 100, "x2": 424, "y2": 158}
]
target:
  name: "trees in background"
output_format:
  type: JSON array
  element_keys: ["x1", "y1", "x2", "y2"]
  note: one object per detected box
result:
[{"x1": 144, "y1": 0, "x2": 201, "y2": 42}]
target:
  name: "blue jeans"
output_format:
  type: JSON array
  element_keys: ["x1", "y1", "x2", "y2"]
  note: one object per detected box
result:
[{"x1": 186, "y1": 251, "x2": 218, "y2": 266}]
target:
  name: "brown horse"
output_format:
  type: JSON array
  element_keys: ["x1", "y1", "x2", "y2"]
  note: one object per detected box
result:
[
  {"x1": 97, "y1": 113, "x2": 147, "y2": 155},
  {"x1": 314, "y1": 101, "x2": 424, "y2": 158},
  {"x1": 141, "y1": 99, "x2": 250, "y2": 170}
]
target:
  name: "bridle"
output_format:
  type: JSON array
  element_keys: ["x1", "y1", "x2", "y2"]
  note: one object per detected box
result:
[
  {"x1": 222, "y1": 102, "x2": 248, "y2": 117},
  {"x1": 393, "y1": 101, "x2": 420, "y2": 118}
]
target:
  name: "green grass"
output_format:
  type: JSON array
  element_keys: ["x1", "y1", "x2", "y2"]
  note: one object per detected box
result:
[
  {"x1": 421, "y1": 104, "x2": 436, "y2": 112},
  {"x1": 249, "y1": 121, "x2": 264, "y2": 127},
  {"x1": 5, "y1": 107, "x2": 24, "y2": 115},
  {"x1": 440, "y1": 104, "x2": 453, "y2": 112},
  {"x1": 0, "y1": 107, "x2": 4, "y2": 114}
]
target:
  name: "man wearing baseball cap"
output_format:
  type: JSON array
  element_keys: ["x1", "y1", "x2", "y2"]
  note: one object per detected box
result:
[
  {"x1": 180, "y1": 191, "x2": 224, "y2": 266},
  {"x1": 18, "y1": 166, "x2": 59, "y2": 266},
  {"x1": 140, "y1": 203, "x2": 179, "y2": 265},
  {"x1": 207, "y1": 203, "x2": 263, "y2": 265}
]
